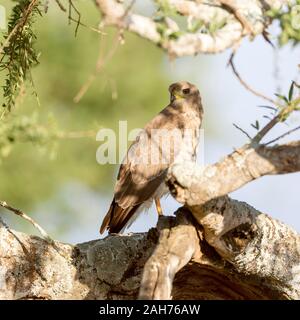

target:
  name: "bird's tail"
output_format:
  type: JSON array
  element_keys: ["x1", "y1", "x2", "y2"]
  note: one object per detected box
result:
[{"x1": 99, "y1": 199, "x2": 140, "y2": 234}]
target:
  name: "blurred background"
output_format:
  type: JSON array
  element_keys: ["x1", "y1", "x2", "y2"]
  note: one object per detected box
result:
[{"x1": 0, "y1": 0, "x2": 299, "y2": 243}]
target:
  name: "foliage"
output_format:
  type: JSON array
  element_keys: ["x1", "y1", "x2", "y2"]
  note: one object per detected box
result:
[
  {"x1": 0, "y1": 0, "x2": 41, "y2": 112},
  {"x1": 0, "y1": 112, "x2": 57, "y2": 160},
  {"x1": 154, "y1": 0, "x2": 227, "y2": 41},
  {"x1": 267, "y1": 0, "x2": 300, "y2": 46}
]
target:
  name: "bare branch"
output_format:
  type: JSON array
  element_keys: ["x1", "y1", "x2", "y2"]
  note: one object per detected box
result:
[
  {"x1": 56, "y1": 130, "x2": 98, "y2": 139},
  {"x1": 228, "y1": 53, "x2": 276, "y2": 105},
  {"x1": 265, "y1": 125, "x2": 300, "y2": 145},
  {"x1": 233, "y1": 123, "x2": 252, "y2": 140},
  {"x1": 0, "y1": 200, "x2": 54, "y2": 244},
  {"x1": 68, "y1": 16, "x2": 105, "y2": 35},
  {"x1": 251, "y1": 114, "x2": 280, "y2": 144},
  {"x1": 74, "y1": 33, "x2": 120, "y2": 103},
  {"x1": 55, "y1": 0, "x2": 67, "y2": 12},
  {"x1": 68, "y1": 0, "x2": 81, "y2": 36},
  {"x1": 251, "y1": 96, "x2": 300, "y2": 145}
]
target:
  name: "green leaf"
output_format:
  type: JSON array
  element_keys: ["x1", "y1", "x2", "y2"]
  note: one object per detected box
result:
[
  {"x1": 275, "y1": 93, "x2": 289, "y2": 103},
  {"x1": 251, "y1": 120, "x2": 260, "y2": 130},
  {"x1": 258, "y1": 105, "x2": 278, "y2": 112},
  {"x1": 288, "y1": 82, "x2": 295, "y2": 101}
]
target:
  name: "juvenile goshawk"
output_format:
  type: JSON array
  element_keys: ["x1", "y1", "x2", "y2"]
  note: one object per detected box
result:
[{"x1": 100, "y1": 81, "x2": 203, "y2": 234}]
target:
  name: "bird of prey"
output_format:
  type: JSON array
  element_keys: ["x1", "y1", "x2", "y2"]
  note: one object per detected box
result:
[{"x1": 100, "y1": 81, "x2": 203, "y2": 234}]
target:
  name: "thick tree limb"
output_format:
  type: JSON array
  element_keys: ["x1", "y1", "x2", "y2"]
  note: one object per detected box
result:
[
  {"x1": 0, "y1": 222, "x2": 157, "y2": 299},
  {"x1": 139, "y1": 208, "x2": 201, "y2": 299},
  {"x1": 95, "y1": 0, "x2": 288, "y2": 57},
  {"x1": 140, "y1": 201, "x2": 300, "y2": 300},
  {"x1": 1, "y1": 199, "x2": 299, "y2": 299},
  {"x1": 167, "y1": 141, "x2": 300, "y2": 207}
]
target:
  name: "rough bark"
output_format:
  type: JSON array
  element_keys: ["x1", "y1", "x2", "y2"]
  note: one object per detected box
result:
[{"x1": 1, "y1": 202, "x2": 300, "y2": 300}]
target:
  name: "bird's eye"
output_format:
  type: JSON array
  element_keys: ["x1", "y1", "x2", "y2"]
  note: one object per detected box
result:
[{"x1": 182, "y1": 88, "x2": 190, "y2": 94}]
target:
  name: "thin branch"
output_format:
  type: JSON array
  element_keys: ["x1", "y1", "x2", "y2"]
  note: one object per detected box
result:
[
  {"x1": 68, "y1": 0, "x2": 81, "y2": 36},
  {"x1": 55, "y1": 0, "x2": 67, "y2": 12},
  {"x1": 73, "y1": 33, "x2": 120, "y2": 103},
  {"x1": 56, "y1": 130, "x2": 98, "y2": 139},
  {"x1": 68, "y1": 16, "x2": 105, "y2": 35},
  {"x1": 123, "y1": 0, "x2": 136, "y2": 18},
  {"x1": 262, "y1": 30, "x2": 275, "y2": 48},
  {"x1": 0, "y1": 216, "x2": 30, "y2": 255},
  {"x1": 228, "y1": 53, "x2": 277, "y2": 105},
  {"x1": 233, "y1": 123, "x2": 252, "y2": 140},
  {"x1": 251, "y1": 96, "x2": 300, "y2": 145},
  {"x1": 0, "y1": 200, "x2": 54, "y2": 244},
  {"x1": 44, "y1": 0, "x2": 50, "y2": 13},
  {"x1": 265, "y1": 125, "x2": 300, "y2": 146},
  {"x1": 251, "y1": 114, "x2": 280, "y2": 145}
]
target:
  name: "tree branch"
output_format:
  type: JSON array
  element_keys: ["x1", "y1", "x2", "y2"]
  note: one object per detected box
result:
[
  {"x1": 0, "y1": 200, "x2": 54, "y2": 244},
  {"x1": 94, "y1": 0, "x2": 288, "y2": 57},
  {"x1": 167, "y1": 141, "x2": 300, "y2": 207},
  {"x1": 228, "y1": 54, "x2": 276, "y2": 104},
  {"x1": 1, "y1": 201, "x2": 299, "y2": 300},
  {"x1": 139, "y1": 208, "x2": 201, "y2": 299}
]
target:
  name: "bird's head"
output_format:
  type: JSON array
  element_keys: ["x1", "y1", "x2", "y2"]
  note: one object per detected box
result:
[{"x1": 168, "y1": 81, "x2": 200, "y2": 104}]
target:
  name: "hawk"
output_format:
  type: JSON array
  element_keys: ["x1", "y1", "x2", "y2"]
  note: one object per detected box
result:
[{"x1": 100, "y1": 81, "x2": 203, "y2": 234}]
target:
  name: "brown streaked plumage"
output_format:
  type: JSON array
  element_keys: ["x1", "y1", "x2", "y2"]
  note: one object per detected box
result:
[{"x1": 100, "y1": 81, "x2": 203, "y2": 234}]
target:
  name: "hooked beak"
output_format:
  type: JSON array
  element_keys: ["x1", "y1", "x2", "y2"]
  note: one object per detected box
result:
[{"x1": 171, "y1": 91, "x2": 183, "y2": 102}]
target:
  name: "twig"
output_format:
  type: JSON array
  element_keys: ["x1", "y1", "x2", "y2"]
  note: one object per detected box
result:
[
  {"x1": 265, "y1": 125, "x2": 300, "y2": 145},
  {"x1": 68, "y1": 0, "x2": 81, "y2": 36},
  {"x1": 123, "y1": 0, "x2": 136, "y2": 18},
  {"x1": 0, "y1": 200, "x2": 54, "y2": 245},
  {"x1": 55, "y1": 0, "x2": 104, "y2": 35},
  {"x1": 262, "y1": 30, "x2": 275, "y2": 48},
  {"x1": 228, "y1": 53, "x2": 276, "y2": 105},
  {"x1": 251, "y1": 96, "x2": 300, "y2": 145},
  {"x1": 0, "y1": 216, "x2": 30, "y2": 255},
  {"x1": 55, "y1": 0, "x2": 67, "y2": 12},
  {"x1": 0, "y1": 203, "x2": 72, "y2": 263},
  {"x1": 251, "y1": 115, "x2": 280, "y2": 145},
  {"x1": 73, "y1": 33, "x2": 120, "y2": 103},
  {"x1": 233, "y1": 123, "x2": 252, "y2": 140},
  {"x1": 44, "y1": 0, "x2": 50, "y2": 13},
  {"x1": 0, "y1": 0, "x2": 39, "y2": 55},
  {"x1": 56, "y1": 130, "x2": 98, "y2": 139},
  {"x1": 68, "y1": 16, "x2": 105, "y2": 35}
]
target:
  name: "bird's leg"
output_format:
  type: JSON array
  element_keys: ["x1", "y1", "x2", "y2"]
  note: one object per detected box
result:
[{"x1": 155, "y1": 198, "x2": 163, "y2": 216}]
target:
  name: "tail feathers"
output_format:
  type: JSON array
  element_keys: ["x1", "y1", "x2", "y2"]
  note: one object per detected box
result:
[{"x1": 100, "y1": 199, "x2": 140, "y2": 234}]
